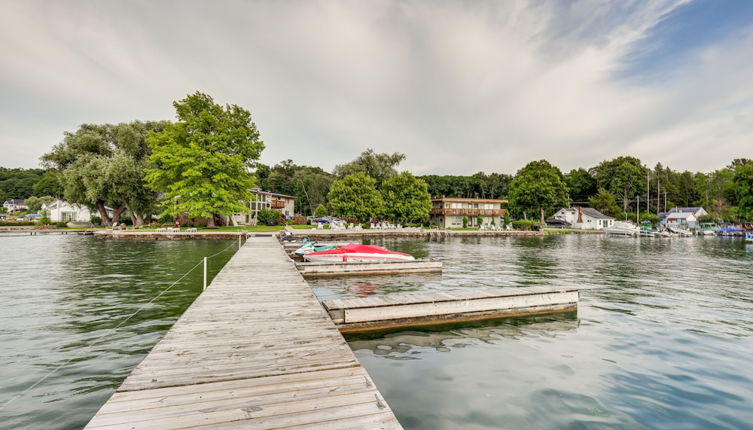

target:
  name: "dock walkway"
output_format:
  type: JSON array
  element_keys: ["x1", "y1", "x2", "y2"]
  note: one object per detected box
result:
[{"x1": 85, "y1": 236, "x2": 401, "y2": 429}]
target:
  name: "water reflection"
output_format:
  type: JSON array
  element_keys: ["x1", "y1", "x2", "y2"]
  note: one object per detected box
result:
[{"x1": 0, "y1": 236, "x2": 236, "y2": 430}]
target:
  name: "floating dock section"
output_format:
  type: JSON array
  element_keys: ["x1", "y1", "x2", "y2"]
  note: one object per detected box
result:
[
  {"x1": 85, "y1": 236, "x2": 402, "y2": 430},
  {"x1": 323, "y1": 286, "x2": 579, "y2": 333},
  {"x1": 296, "y1": 260, "x2": 443, "y2": 277}
]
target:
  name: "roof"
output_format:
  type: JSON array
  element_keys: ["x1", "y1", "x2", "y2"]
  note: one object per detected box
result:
[
  {"x1": 3, "y1": 199, "x2": 25, "y2": 204},
  {"x1": 581, "y1": 207, "x2": 613, "y2": 219},
  {"x1": 667, "y1": 207, "x2": 704, "y2": 214},
  {"x1": 250, "y1": 189, "x2": 296, "y2": 200},
  {"x1": 432, "y1": 197, "x2": 508, "y2": 203},
  {"x1": 666, "y1": 212, "x2": 695, "y2": 219}
]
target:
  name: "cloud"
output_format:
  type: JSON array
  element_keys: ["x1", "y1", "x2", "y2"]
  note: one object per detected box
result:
[{"x1": 0, "y1": 0, "x2": 751, "y2": 174}]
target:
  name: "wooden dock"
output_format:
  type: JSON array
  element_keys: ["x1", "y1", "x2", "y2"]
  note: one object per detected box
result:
[
  {"x1": 85, "y1": 236, "x2": 402, "y2": 430},
  {"x1": 295, "y1": 260, "x2": 443, "y2": 277},
  {"x1": 323, "y1": 286, "x2": 578, "y2": 333}
]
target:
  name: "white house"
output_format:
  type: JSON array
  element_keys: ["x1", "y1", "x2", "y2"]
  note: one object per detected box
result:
[
  {"x1": 551, "y1": 207, "x2": 615, "y2": 230},
  {"x1": 41, "y1": 199, "x2": 111, "y2": 223},
  {"x1": 665, "y1": 212, "x2": 699, "y2": 229},
  {"x1": 3, "y1": 199, "x2": 27, "y2": 212},
  {"x1": 228, "y1": 189, "x2": 296, "y2": 226}
]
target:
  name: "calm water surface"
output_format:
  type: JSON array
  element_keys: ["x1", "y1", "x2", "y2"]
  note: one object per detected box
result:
[
  {"x1": 0, "y1": 235, "x2": 237, "y2": 430},
  {"x1": 309, "y1": 235, "x2": 753, "y2": 430}
]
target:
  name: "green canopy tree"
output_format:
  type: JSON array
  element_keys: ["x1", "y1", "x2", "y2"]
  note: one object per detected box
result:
[
  {"x1": 314, "y1": 204, "x2": 328, "y2": 217},
  {"x1": 734, "y1": 162, "x2": 753, "y2": 220},
  {"x1": 565, "y1": 168, "x2": 597, "y2": 202},
  {"x1": 327, "y1": 172, "x2": 384, "y2": 221},
  {"x1": 592, "y1": 157, "x2": 647, "y2": 214},
  {"x1": 145, "y1": 92, "x2": 264, "y2": 227},
  {"x1": 333, "y1": 149, "x2": 405, "y2": 187},
  {"x1": 32, "y1": 171, "x2": 63, "y2": 197},
  {"x1": 42, "y1": 121, "x2": 168, "y2": 225},
  {"x1": 24, "y1": 196, "x2": 55, "y2": 213},
  {"x1": 381, "y1": 172, "x2": 432, "y2": 223},
  {"x1": 589, "y1": 188, "x2": 622, "y2": 218},
  {"x1": 508, "y1": 160, "x2": 569, "y2": 223}
]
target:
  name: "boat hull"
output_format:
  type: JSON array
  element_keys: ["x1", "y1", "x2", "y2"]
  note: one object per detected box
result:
[{"x1": 304, "y1": 252, "x2": 415, "y2": 263}]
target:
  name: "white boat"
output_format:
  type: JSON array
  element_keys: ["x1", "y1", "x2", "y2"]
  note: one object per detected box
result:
[
  {"x1": 604, "y1": 222, "x2": 641, "y2": 236},
  {"x1": 303, "y1": 244, "x2": 415, "y2": 263},
  {"x1": 746, "y1": 233, "x2": 753, "y2": 243}
]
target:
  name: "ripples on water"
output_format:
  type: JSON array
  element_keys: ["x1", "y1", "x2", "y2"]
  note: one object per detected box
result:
[
  {"x1": 309, "y1": 235, "x2": 753, "y2": 429},
  {"x1": 0, "y1": 236, "x2": 236, "y2": 430}
]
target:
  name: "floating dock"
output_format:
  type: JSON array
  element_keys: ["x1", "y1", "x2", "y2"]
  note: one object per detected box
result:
[
  {"x1": 296, "y1": 260, "x2": 443, "y2": 277},
  {"x1": 85, "y1": 236, "x2": 401, "y2": 430},
  {"x1": 323, "y1": 286, "x2": 578, "y2": 333}
]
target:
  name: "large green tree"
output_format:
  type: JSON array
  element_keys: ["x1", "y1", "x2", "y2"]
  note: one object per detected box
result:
[
  {"x1": 327, "y1": 172, "x2": 384, "y2": 221},
  {"x1": 381, "y1": 172, "x2": 432, "y2": 223},
  {"x1": 565, "y1": 168, "x2": 597, "y2": 202},
  {"x1": 508, "y1": 160, "x2": 569, "y2": 223},
  {"x1": 333, "y1": 149, "x2": 405, "y2": 186},
  {"x1": 592, "y1": 156, "x2": 647, "y2": 214},
  {"x1": 589, "y1": 188, "x2": 622, "y2": 218},
  {"x1": 42, "y1": 121, "x2": 168, "y2": 225},
  {"x1": 734, "y1": 161, "x2": 753, "y2": 220},
  {"x1": 145, "y1": 92, "x2": 264, "y2": 227}
]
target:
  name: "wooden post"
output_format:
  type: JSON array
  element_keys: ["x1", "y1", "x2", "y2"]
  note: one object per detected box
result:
[{"x1": 203, "y1": 257, "x2": 207, "y2": 291}]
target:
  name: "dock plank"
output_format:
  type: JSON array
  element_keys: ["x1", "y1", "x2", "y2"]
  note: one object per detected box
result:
[{"x1": 85, "y1": 236, "x2": 401, "y2": 429}]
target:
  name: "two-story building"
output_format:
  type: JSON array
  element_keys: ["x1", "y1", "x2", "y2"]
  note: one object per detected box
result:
[
  {"x1": 229, "y1": 189, "x2": 296, "y2": 225},
  {"x1": 430, "y1": 198, "x2": 507, "y2": 228},
  {"x1": 3, "y1": 199, "x2": 27, "y2": 212}
]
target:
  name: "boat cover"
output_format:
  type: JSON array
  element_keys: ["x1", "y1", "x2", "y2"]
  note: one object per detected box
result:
[{"x1": 305, "y1": 243, "x2": 413, "y2": 257}]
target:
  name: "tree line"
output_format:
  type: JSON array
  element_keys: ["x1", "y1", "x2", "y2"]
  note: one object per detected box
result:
[{"x1": 2, "y1": 91, "x2": 752, "y2": 224}]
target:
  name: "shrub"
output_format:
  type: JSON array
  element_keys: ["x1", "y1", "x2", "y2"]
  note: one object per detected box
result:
[
  {"x1": 119, "y1": 215, "x2": 133, "y2": 226},
  {"x1": 90, "y1": 216, "x2": 102, "y2": 225},
  {"x1": 490, "y1": 219, "x2": 496, "y2": 226},
  {"x1": 257, "y1": 208, "x2": 281, "y2": 225},
  {"x1": 54, "y1": 221, "x2": 68, "y2": 228},
  {"x1": 0, "y1": 221, "x2": 35, "y2": 226},
  {"x1": 462, "y1": 216, "x2": 468, "y2": 228},
  {"x1": 314, "y1": 204, "x2": 328, "y2": 217},
  {"x1": 476, "y1": 216, "x2": 483, "y2": 227},
  {"x1": 512, "y1": 219, "x2": 542, "y2": 231},
  {"x1": 194, "y1": 220, "x2": 208, "y2": 228}
]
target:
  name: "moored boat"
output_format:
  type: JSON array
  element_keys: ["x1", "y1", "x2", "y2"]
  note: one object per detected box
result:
[
  {"x1": 303, "y1": 243, "x2": 416, "y2": 263},
  {"x1": 746, "y1": 233, "x2": 753, "y2": 243},
  {"x1": 605, "y1": 222, "x2": 641, "y2": 236}
]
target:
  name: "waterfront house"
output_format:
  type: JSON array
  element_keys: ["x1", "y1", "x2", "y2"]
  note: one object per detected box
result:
[
  {"x1": 551, "y1": 207, "x2": 614, "y2": 230},
  {"x1": 41, "y1": 199, "x2": 110, "y2": 223},
  {"x1": 430, "y1": 198, "x2": 507, "y2": 228},
  {"x1": 229, "y1": 189, "x2": 296, "y2": 225},
  {"x1": 660, "y1": 207, "x2": 707, "y2": 229},
  {"x1": 3, "y1": 199, "x2": 27, "y2": 212},
  {"x1": 665, "y1": 212, "x2": 698, "y2": 229}
]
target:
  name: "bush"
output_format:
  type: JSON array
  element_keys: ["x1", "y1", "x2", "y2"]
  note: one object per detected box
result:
[
  {"x1": 0, "y1": 221, "x2": 35, "y2": 226},
  {"x1": 118, "y1": 216, "x2": 133, "y2": 226},
  {"x1": 90, "y1": 216, "x2": 102, "y2": 225},
  {"x1": 476, "y1": 216, "x2": 483, "y2": 227},
  {"x1": 194, "y1": 220, "x2": 208, "y2": 228},
  {"x1": 314, "y1": 204, "x2": 328, "y2": 217},
  {"x1": 462, "y1": 216, "x2": 468, "y2": 228},
  {"x1": 257, "y1": 208, "x2": 281, "y2": 225},
  {"x1": 512, "y1": 219, "x2": 542, "y2": 231},
  {"x1": 54, "y1": 222, "x2": 68, "y2": 228}
]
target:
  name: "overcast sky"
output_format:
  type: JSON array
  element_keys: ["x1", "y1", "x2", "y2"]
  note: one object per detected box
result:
[{"x1": 1, "y1": 0, "x2": 752, "y2": 174}]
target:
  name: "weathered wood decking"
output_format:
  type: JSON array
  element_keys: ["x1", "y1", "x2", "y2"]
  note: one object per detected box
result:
[
  {"x1": 85, "y1": 236, "x2": 401, "y2": 430},
  {"x1": 296, "y1": 260, "x2": 443, "y2": 277},
  {"x1": 323, "y1": 286, "x2": 579, "y2": 333}
]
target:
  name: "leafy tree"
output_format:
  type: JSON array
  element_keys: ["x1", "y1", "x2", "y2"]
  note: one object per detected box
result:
[
  {"x1": 327, "y1": 172, "x2": 384, "y2": 221},
  {"x1": 592, "y1": 156, "x2": 647, "y2": 214},
  {"x1": 0, "y1": 168, "x2": 47, "y2": 200},
  {"x1": 333, "y1": 149, "x2": 405, "y2": 186},
  {"x1": 589, "y1": 188, "x2": 622, "y2": 218},
  {"x1": 565, "y1": 168, "x2": 597, "y2": 202},
  {"x1": 256, "y1": 160, "x2": 335, "y2": 215},
  {"x1": 42, "y1": 121, "x2": 168, "y2": 225},
  {"x1": 508, "y1": 160, "x2": 569, "y2": 223},
  {"x1": 145, "y1": 92, "x2": 264, "y2": 227},
  {"x1": 462, "y1": 216, "x2": 468, "y2": 228},
  {"x1": 734, "y1": 162, "x2": 753, "y2": 220},
  {"x1": 380, "y1": 172, "x2": 431, "y2": 223},
  {"x1": 32, "y1": 171, "x2": 63, "y2": 197},
  {"x1": 419, "y1": 172, "x2": 512, "y2": 199},
  {"x1": 314, "y1": 204, "x2": 328, "y2": 217},
  {"x1": 24, "y1": 196, "x2": 54, "y2": 212}
]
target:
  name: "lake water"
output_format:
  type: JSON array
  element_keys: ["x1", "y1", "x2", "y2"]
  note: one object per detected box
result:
[
  {"x1": 0, "y1": 235, "x2": 237, "y2": 430},
  {"x1": 309, "y1": 235, "x2": 753, "y2": 430},
  {"x1": 1, "y1": 234, "x2": 752, "y2": 429}
]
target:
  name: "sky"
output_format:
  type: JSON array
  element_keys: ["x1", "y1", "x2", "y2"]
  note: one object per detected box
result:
[{"x1": 1, "y1": 0, "x2": 752, "y2": 175}]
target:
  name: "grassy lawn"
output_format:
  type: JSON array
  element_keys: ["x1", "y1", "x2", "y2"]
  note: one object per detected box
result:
[{"x1": 544, "y1": 228, "x2": 572, "y2": 234}]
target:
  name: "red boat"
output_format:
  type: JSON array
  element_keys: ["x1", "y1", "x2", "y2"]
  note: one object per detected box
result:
[{"x1": 303, "y1": 243, "x2": 415, "y2": 263}]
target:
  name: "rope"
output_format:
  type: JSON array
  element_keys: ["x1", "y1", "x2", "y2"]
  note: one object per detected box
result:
[{"x1": 0, "y1": 238, "x2": 242, "y2": 411}]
